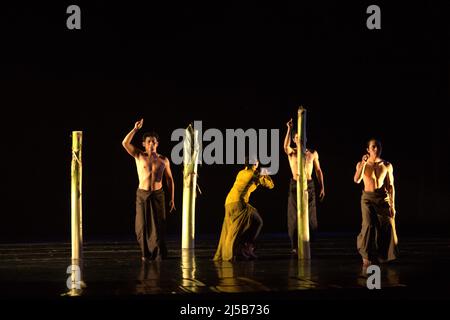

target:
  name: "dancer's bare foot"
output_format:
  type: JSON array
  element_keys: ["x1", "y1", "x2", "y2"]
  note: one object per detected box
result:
[{"x1": 241, "y1": 243, "x2": 257, "y2": 260}]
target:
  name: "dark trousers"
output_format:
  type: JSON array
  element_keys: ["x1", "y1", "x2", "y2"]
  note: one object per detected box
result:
[
  {"x1": 287, "y1": 179, "x2": 318, "y2": 249},
  {"x1": 357, "y1": 190, "x2": 398, "y2": 262},
  {"x1": 135, "y1": 188, "x2": 167, "y2": 260}
]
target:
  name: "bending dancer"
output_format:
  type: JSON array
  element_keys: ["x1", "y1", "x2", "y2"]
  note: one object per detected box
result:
[
  {"x1": 122, "y1": 119, "x2": 175, "y2": 261},
  {"x1": 354, "y1": 139, "x2": 398, "y2": 266},
  {"x1": 214, "y1": 159, "x2": 274, "y2": 261},
  {"x1": 284, "y1": 119, "x2": 325, "y2": 253}
]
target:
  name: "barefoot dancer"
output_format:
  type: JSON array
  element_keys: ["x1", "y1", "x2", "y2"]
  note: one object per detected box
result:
[
  {"x1": 122, "y1": 119, "x2": 175, "y2": 261},
  {"x1": 284, "y1": 119, "x2": 325, "y2": 252},
  {"x1": 354, "y1": 139, "x2": 398, "y2": 266}
]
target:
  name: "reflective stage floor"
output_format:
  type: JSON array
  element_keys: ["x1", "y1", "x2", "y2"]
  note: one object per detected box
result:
[{"x1": 1, "y1": 234, "x2": 449, "y2": 316}]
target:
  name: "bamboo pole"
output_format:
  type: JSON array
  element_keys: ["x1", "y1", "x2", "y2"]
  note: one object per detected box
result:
[
  {"x1": 182, "y1": 125, "x2": 200, "y2": 250},
  {"x1": 297, "y1": 107, "x2": 310, "y2": 259},
  {"x1": 69, "y1": 131, "x2": 84, "y2": 294}
]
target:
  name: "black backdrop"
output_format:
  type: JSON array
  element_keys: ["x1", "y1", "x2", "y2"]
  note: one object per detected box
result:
[{"x1": 1, "y1": 1, "x2": 448, "y2": 242}]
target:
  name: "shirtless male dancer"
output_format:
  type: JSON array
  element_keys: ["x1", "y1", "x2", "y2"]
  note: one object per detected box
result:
[
  {"x1": 354, "y1": 139, "x2": 398, "y2": 266},
  {"x1": 122, "y1": 119, "x2": 175, "y2": 261},
  {"x1": 285, "y1": 118, "x2": 325, "y2": 252}
]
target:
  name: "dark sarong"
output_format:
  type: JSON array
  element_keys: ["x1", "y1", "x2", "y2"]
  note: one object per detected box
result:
[
  {"x1": 357, "y1": 190, "x2": 398, "y2": 263},
  {"x1": 135, "y1": 188, "x2": 167, "y2": 260},
  {"x1": 287, "y1": 179, "x2": 318, "y2": 249}
]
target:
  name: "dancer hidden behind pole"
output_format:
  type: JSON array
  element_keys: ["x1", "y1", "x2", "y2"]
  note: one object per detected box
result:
[{"x1": 284, "y1": 118, "x2": 325, "y2": 253}]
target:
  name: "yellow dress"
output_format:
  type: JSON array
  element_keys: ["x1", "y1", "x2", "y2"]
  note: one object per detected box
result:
[{"x1": 214, "y1": 168, "x2": 274, "y2": 261}]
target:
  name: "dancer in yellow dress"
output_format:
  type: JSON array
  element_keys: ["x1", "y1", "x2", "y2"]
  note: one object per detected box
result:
[{"x1": 214, "y1": 159, "x2": 274, "y2": 261}]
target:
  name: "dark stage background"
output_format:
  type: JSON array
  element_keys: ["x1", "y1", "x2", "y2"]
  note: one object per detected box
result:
[{"x1": 1, "y1": 1, "x2": 448, "y2": 243}]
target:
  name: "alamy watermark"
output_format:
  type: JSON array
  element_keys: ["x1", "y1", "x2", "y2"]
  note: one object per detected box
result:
[
  {"x1": 366, "y1": 265, "x2": 381, "y2": 290},
  {"x1": 171, "y1": 121, "x2": 280, "y2": 175},
  {"x1": 66, "y1": 265, "x2": 81, "y2": 290}
]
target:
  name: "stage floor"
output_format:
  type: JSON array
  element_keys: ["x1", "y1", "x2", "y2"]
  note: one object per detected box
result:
[{"x1": 1, "y1": 233, "x2": 449, "y2": 312}]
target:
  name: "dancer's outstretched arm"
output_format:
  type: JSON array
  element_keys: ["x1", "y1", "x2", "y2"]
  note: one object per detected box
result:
[{"x1": 122, "y1": 119, "x2": 144, "y2": 158}]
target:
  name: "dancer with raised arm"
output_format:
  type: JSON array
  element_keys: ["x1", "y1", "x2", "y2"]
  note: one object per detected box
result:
[{"x1": 122, "y1": 119, "x2": 175, "y2": 261}]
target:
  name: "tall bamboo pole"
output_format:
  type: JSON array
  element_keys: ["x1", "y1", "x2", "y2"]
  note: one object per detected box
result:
[
  {"x1": 182, "y1": 125, "x2": 200, "y2": 250},
  {"x1": 69, "y1": 131, "x2": 84, "y2": 293},
  {"x1": 297, "y1": 107, "x2": 310, "y2": 259}
]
